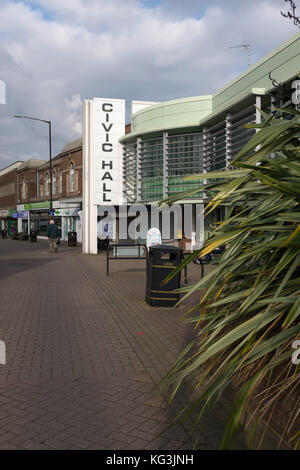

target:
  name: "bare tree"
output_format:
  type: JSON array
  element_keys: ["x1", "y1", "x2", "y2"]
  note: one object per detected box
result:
[{"x1": 281, "y1": 0, "x2": 300, "y2": 25}]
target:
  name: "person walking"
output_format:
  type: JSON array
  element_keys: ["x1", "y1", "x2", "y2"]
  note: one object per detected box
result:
[
  {"x1": 10, "y1": 224, "x2": 16, "y2": 238},
  {"x1": 47, "y1": 220, "x2": 59, "y2": 253}
]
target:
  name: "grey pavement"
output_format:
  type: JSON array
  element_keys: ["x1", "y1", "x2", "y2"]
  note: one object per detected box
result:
[{"x1": 0, "y1": 238, "x2": 245, "y2": 450}]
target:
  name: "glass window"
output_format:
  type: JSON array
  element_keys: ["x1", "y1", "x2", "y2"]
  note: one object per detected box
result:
[
  {"x1": 70, "y1": 163, "x2": 75, "y2": 192},
  {"x1": 53, "y1": 171, "x2": 56, "y2": 195},
  {"x1": 45, "y1": 173, "x2": 50, "y2": 196},
  {"x1": 22, "y1": 177, "x2": 26, "y2": 199}
]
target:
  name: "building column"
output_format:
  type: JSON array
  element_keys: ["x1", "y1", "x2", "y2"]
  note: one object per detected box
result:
[
  {"x1": 82, "y1": 99, "x2": 98, "y2": 254},
  {"x1": 256, "y1": 95, "x2": 262, "y2": 127},
  {"x1": 202, "y1": 127, "x2": 208, "y2": 200},
  {"x1": 255, "y1": 95, "x2": 263, "y2": 155},
  {"x1": 136, "y1": 137, "x2": 142, "y2": 202},
  {"x1": 225, "y1": 113, "x2": 232, "y2": 168},
  {"x1": 163, "y1": 131, "x2": 168, "y2": 200}
]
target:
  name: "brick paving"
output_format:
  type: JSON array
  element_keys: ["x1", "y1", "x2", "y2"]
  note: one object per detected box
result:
[{"x1": 0, "y1": 238, "x2": 248, "y2": 450}]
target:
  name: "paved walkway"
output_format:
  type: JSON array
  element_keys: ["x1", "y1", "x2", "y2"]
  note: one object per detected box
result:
[{"x1": 0, "y1": 238, "x2": 244, "y2": 450}]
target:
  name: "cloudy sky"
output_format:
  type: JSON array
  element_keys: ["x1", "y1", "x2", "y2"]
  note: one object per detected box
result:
[{"x1": 0, "y1": 0, "x2": 298, "y2": 168}]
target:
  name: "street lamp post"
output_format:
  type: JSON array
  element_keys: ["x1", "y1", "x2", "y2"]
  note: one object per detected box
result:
[{"x1": 14, "y1": 114, "x2": 53, "y2": 213}]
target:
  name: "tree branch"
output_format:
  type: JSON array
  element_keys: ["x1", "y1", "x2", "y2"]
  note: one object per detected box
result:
[{"x1": 281, "y1": 0, "x2": 300, "y2": 26}]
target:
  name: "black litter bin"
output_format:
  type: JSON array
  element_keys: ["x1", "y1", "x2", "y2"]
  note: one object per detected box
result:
[
  {"x1": 30, "y1": 230, "x2": 37, "y2": 242},
  {"x1": 68, "y1": 231, "x2": 77, "y2": 247},
  {"x1": 146, "y1": 245, "x2": 183, "y2": 307}
]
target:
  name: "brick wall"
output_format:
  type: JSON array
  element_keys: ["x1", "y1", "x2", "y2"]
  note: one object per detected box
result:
[
  {"x1": 0, "y1": 168, "x2": 18, "y2": 209},
  {"x1": 17, "y1": 168, "x2": 38, "y2": 204},
  {"x1": 35, "y1": 146, "x2": 82, "y2": 203}
]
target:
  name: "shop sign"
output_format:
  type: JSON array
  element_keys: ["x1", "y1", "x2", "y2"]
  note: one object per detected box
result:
[
  {"x1": 12, "y1": 211, "x2": 28, "y2": 218},
  {"x1": 24, "y1": 202, "x2": 50, "y2": 210},
  {"x1": 18, "y1": 211, "x2": 29, "y2": 218},
  {"x1": 58, "y1": 208, "x2": 80, "y2": 217},
  {"x1": 0, "y1": 210, "x2": 9, "y2": 218}
]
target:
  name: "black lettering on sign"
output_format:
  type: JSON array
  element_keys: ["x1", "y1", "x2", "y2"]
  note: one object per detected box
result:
[
  {"x1": 101, "y1": 172, "x2": 113, "y2": 181},
  {"x1": 103, "y1": 193, "x2": 112, "y2": 202},
  {"x1": 102, "y1": 143, "x2": 113, "y2": 152},
  {"x1": 100, "y1": 102, "x2": 115, "y2": 202},
  {"x1": 102, "y1": 161, "x2": 113, "y2": 169},
  {"x1": 102, "y1": 123, "x2": 113, "y2": 133},
  {"x1": 103, "y1": 183, "x2": 111, "y2": 192},
  {"x1": 102, "y1": 103, "x2": 113, "y2": 112}
]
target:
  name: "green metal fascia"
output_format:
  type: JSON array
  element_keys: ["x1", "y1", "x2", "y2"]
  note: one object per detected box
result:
[{"x1": 120, "y1": 31, "x2": 300, "y2": 144}]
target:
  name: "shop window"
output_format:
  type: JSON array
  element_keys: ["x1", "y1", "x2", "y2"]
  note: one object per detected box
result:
[
  {"x1": 22, "y1": 177, "x2": 27, "y2": 199},
  {"x1": 45, "y1": 173, "x2": 50, "y2": 196},
  {"x1": 59, "y1": 170, "x2": 63, "y2": 193},
  {"x1": 75, "y1": 169, "x2": 79, "y2": 192},
  {"x1": 53, "y1": 171, "x2": 57, "y2": 195}
]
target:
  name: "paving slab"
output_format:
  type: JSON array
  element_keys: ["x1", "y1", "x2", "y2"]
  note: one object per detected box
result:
[{"x1": 0, "y1": 238, "x2": 247, "y2": 450}]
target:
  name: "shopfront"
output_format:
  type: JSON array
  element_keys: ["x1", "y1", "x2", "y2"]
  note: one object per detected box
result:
[
  {"x1": 20, "y1": 201, "x2": 80, "y2": 240},
  {"x1": 0, "y1": 210, "x2": 9, "y2": 230},
  {"x1": 29, "y1": 210, "x2": 61, "y2": 237},
  {"x1": 14, "y1": 209, "x2": 29, "y2": 233},
  {"x1": 54, "y1": 206, "x2": 82, "y2": 242},
  {"x1": 0, "y1": 209, "x2": 17, "y2": 235}
]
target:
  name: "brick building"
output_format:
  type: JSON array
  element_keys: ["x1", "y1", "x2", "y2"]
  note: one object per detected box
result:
[
  {"x1": 15, "y1": 138, "x2": 83, "y2": 241},
  {"x1": 1, "y1": 121, "x2": 128, "y2": 239},
  {"x1": 0, "y1": 161, "x2": 23, "y2": 233},
  {"x1": 35, "y1": 138, "x2": 82, "y2": 203},
  {"x1": 0, "y1": 138, "x2": 83, "y2": 241}
]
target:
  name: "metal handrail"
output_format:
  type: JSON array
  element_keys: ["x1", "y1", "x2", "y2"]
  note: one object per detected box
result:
[{"x1": 106, "y1": 243, "x2": 147, "y2": 276}]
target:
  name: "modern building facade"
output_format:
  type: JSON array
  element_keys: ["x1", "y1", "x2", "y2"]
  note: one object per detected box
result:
[
  {"x1": 1, "y1": 32, "x2": 299, "y2": 249},
  {"x1": 82, "y1": 31, "x2": 300, "y2": 254}
]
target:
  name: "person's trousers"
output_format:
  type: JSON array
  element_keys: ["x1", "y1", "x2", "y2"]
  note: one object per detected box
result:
[{"x1": 48, "y1": 237, "x2": 57, "y2": 253}]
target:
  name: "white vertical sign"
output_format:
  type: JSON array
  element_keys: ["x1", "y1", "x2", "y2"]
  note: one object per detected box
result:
[
  {"x1": 93, "y1": 98, "x2": 125, "y2": 205},
  {"x1": 83, "y1": 97, "x2": 125, "y2": 254}
]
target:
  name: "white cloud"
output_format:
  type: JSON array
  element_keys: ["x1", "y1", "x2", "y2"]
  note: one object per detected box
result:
[{"x1": 0, "y1": 0, "x2": 297, "y2": 167}]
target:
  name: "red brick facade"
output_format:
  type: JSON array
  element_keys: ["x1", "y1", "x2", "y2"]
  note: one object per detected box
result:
[
  {"x1": 34, "y1": 144, "x2": 82, "y2": 204},
  {"x1": 17, "y1": 167, "x2": 39, "y2": 204},
  {"x1": 11, "y1": 140, "x2": 83, "y2": 207},
  {"x1": 0, "y1": 163, "x2": 22, "y2": 210}
]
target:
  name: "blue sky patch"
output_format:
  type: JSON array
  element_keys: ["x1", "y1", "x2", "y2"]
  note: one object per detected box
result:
[{"x1": 12, "y1": 0, "x2": 53, "y2": 21}]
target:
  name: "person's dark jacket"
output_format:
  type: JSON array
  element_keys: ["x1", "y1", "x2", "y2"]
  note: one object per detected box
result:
[{"x1": 47, "y1": 224, "x2": 59, "y2": 239}]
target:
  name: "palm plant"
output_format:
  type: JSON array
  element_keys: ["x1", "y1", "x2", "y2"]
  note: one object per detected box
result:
[{"x1": 160, "y1": 108, "x2": 300, "y2": 449}]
